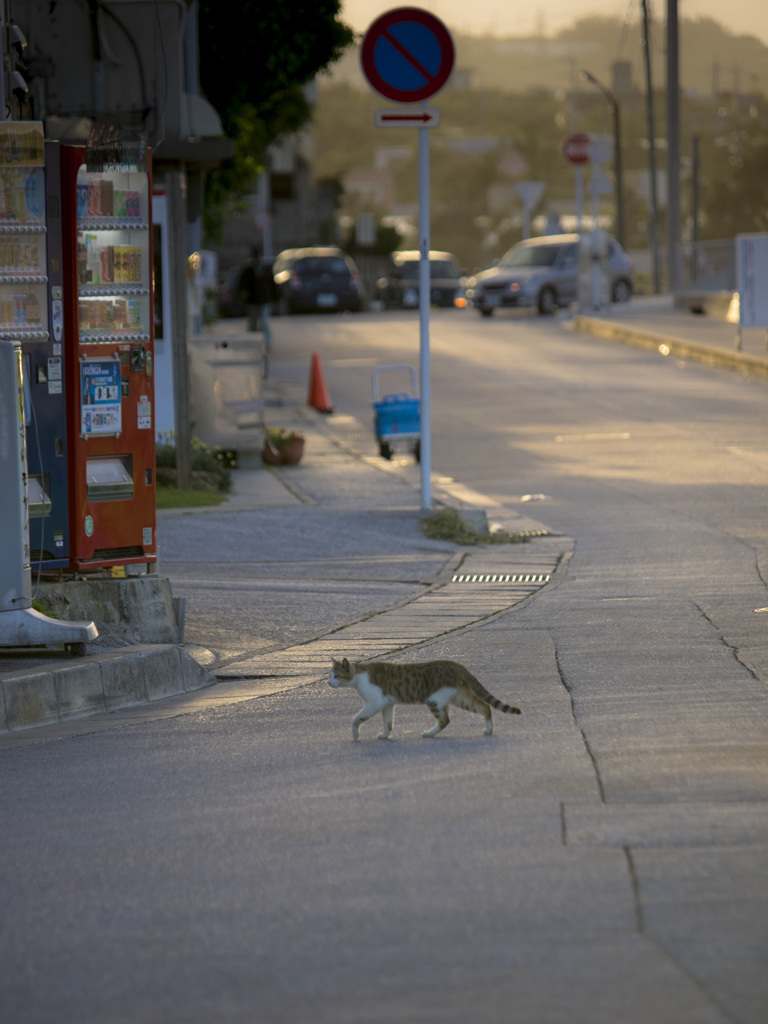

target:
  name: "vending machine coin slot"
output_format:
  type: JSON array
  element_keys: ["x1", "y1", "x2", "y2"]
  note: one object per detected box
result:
[{"x1": 130, "y1": 344, "x2": 146, "y2": 372}]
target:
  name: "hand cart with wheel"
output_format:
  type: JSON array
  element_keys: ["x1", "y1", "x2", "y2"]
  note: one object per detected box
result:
[{"x1": 372, "y1": 364, "x2": 421, "y2": 462}]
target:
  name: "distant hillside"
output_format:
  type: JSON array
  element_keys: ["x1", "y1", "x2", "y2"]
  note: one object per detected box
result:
[{"x1": 327, "y1": 15, "x2": 768, "y2": 98}]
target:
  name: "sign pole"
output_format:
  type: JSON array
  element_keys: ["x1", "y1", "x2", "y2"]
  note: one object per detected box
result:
[
  {"x1": 591, "y1": 167, "x2": 601, "y2": 310},
  {"x1": 359, "y1": 7, "x2": 455, "y2": 513},
  {"x1": 561, "y1": 134, "x2": 591, "y2": 234},
  {"x1": 418, "y1": 103, "x2": 431, "y2": 510}
]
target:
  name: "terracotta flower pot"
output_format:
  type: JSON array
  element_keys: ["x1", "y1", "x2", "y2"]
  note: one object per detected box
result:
[
  {"x1": 262, "y1": 434, "x2": 304, "y2": 466},
  {"x1": 278, "y1": 437, "x2": 304, "y2": 465}
]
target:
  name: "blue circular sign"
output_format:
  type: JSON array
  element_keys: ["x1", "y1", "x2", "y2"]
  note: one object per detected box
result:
[{"x1": 360, "y1": 8, "x2": 455, "y2": 104}]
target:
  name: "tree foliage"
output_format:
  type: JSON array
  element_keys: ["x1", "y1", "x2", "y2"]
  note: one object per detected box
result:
[
  {"x1": 198, "y1": 1, "x2": 355, "y2": 238},
  {"x1": 701, "y1": 136, "x2": 768, "y2": 238}
]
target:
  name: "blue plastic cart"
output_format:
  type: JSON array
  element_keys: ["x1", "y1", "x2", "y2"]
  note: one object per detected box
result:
[{"x1": 372, "y1": 364, "x2": 421, "y2": 462}]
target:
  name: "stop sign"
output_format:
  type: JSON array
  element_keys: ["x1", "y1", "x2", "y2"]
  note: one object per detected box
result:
[{"x1": 561, "y1": 133, "x2": 591, "y2": 165}]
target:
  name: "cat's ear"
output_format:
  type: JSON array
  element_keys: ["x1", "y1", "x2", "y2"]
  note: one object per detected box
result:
[{"x1": 342, "y1": 658, "x2": 350, "y2": 671}]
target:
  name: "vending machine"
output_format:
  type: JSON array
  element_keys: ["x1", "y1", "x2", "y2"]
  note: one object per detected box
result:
[
  {"x1": 59, "y1": 138, "x2": 156, "y2": 571},
  {"x1": 0, "y1": 124, "x2": 70, "y2": 568}
]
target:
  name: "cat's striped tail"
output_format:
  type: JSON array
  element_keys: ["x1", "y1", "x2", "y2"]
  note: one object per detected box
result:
[{"x1": 464, "y1": 669, "x2": 521, "y2": 715}]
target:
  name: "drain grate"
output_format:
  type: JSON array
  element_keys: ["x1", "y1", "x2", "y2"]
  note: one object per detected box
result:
[{"x1": 451, "y1": 572, "x2": 551, "y2": 584}]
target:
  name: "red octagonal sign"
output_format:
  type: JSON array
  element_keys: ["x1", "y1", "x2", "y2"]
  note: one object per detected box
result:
[{"x1": 561, "y1": 133, "x2": 591, "y2": 165}]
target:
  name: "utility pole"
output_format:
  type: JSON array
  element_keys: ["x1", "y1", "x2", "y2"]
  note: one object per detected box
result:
[
  {"x1": 691, "y1": 135, "x2": 700, "y2": 246},
  {"x1": 666, "y1": 0, "x2": 682, "y2": 292},
  {"x1": 641, "y1": 0, "x2": 661, "y2": 293},
  {"x1": 167, "y1": 170, "x2": 192, "y2": 490}
]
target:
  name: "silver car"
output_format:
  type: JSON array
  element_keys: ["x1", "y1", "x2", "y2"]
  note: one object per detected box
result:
[{"x1": 468, "y1": 233, "x2": 634, "y2": 316}]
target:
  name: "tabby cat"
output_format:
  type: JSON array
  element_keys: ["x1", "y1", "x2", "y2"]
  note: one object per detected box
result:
[{"x1": 329, "y1": 657, "x2": 521, "y2": 739}]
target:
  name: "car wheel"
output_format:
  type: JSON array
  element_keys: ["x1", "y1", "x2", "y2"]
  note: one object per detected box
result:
[
  {"x1": 612, "y1": 279, "x2": 632, "y2": 303},
  {"x1": 379, "y1": 440, "x2": 392, "y2": 460},
  {"x1": 538, "y1": 287, "x2": 557, "y2": 315},
  {"x1": 479, "y1": 306, "x2": 494, "y2": 318}
]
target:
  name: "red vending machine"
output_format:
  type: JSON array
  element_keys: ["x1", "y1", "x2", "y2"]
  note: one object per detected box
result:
[{"x1": 60, "y1": 138, "x2": 156, "y2": 571}]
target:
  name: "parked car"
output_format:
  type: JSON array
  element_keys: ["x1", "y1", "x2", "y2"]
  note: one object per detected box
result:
[
  {"x1": 376, "y1": 250, "x2": 465, "y2": 309},
  {"x1": 468, "y1": 233, "x2": 634, "y2": 316},
  {"x1": 272, "y1": 247, "x2": 364, "y2": 314}
]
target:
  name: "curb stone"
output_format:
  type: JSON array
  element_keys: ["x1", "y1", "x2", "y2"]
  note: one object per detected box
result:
[
  {"x1": 571, "y1": 314, "x2": 768, "y2": 378},
  {"x1": 1, "y1": 645, "x2": 214, "y2": 732}
]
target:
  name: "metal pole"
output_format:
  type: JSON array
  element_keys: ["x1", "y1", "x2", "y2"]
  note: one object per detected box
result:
[
  {"x1": 167, "y1": 169, "x2": 192, "y2": 490},
  {"x1": 641, "y1": 0, "x2": 661, "y2": 293},
  {"x1": 691, "y1": 135, "x2": 700, "y2": 246},
  {"x1": 575, "y1": 165, "x2": 583, "y2": 232},
  {"x1": 612, "y1": 98, "x2": 625, "y2": 248},
  {"x1": 666, "y1": 0, "x2": 681, "y2": 292},
  {"x1": 418, "y1": 105, "x2": 431, "y2": 511},
  {"x1": 0, "y1": 0, "x2": 8, "y2": 120},
  {"x1": 580, "y1": 70, "x2": 624, "y2": 248},
  {"x1": 591, "y1": 171, "x2": 601, "y2": 311}
]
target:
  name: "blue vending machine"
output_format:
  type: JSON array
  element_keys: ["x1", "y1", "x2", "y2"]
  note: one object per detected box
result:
[{"x1": 1, "y1": 128, "x2": 70, "y2": 569}]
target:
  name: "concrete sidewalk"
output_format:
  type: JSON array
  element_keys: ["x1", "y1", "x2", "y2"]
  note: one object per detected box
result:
[
  {"x1": 2, "y1": 292, "x2": 764, "y2": 739},
  {"x1": 571, "y1": 293, "x2": 768, "y2": 376}
]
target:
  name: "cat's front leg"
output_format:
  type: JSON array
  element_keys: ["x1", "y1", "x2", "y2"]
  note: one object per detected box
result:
[
  {"x1": 378, "y1": 704, "x2": 394, "y2": 740},
  {"x1": 352, "y1": 703, "x2": 380, "y2": 740}
]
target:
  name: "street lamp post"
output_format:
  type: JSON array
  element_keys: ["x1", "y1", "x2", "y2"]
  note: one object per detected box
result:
[{"x1": 581, "y1": 70, "x2": 625, "y2": 249}]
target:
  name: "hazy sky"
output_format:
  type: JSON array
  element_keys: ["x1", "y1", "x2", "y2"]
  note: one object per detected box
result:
[{"x1": 342, "y1": 0, "x2": 768, "y2": 47}]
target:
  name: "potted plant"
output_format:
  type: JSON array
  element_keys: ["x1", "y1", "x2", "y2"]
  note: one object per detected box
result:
[{"x1": 262, "y1": 427, "x2": 305, "y2": 466}]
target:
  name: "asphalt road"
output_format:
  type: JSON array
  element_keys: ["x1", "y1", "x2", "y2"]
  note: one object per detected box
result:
[{"x1": 2, "y1": 309, "x2": 767, "y2": 1024}]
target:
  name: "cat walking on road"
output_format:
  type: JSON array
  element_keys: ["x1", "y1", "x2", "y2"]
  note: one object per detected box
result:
[{"x1": 329, "y1": 657, "x2": 521, "y2": 740}]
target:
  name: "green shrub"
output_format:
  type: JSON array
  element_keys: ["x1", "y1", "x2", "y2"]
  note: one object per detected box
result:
[
  {"x1": 421, "y1": 508, "x2": 528, "y2": 545},
  {"x1": 155, "y1": 431, "x2": 233, "y2": 492}
]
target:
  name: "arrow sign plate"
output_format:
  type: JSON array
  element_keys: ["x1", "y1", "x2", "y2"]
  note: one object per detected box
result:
[{"x1": 375, "y1": 108, "x2": 440, "y2": 128}]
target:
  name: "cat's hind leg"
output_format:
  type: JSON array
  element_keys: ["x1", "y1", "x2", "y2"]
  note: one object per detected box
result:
[
  {"x1": 451, "y1": 689, "x2": 494, "y2": 735},
  {"x1": 378, "y1": 704, "x2": 394, "y2": 740},
  {"x1": 423, "y1": 687, "x2": 455, "y2": 737}
]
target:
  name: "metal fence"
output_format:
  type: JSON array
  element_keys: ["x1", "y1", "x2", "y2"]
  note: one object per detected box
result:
[{"x1": 679, "y1": 239, "x2": 736, "y2": 291}]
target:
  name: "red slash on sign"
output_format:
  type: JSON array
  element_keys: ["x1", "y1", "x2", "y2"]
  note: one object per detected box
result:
[{"x1": 375, "y1": 108, "x2": 440, "y2": 128}]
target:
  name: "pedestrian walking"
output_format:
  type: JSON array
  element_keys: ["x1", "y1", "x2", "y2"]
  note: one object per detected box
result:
[{"x1": 238, "y1": 246, "x2": 278, "y2": 350}]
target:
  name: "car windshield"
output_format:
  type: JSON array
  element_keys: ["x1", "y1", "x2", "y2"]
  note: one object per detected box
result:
[
  {"x1": 498, "y1": 245, "x2": 562, "y2": 269},
  {"x1": 400, "y1": 259, "x2": 459, "y2": 280},
  {"x1": 296, "y1": 257, "x2": 349, "y2": 275}
]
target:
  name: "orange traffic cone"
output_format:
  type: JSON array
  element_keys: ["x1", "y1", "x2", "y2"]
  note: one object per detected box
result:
[{"x1": 307, "y1": 351, "x2": 334, "y2": 414}]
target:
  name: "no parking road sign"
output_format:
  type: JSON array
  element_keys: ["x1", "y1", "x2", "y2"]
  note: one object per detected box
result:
[
  {"x1": 360, "y1": 8, "x2": 455, "y2": 512},
  {"x1": 360, "y1": 7, "x2": 455, "y2": 104}
]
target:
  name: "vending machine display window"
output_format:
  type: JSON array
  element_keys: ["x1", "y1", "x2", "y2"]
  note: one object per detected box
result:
[
  {"x1": 0, "y1": 126, "x2": 71, "y2": 567},
  {"x1": 0, "y1": 129, "x2": 48, "y2": 347}
]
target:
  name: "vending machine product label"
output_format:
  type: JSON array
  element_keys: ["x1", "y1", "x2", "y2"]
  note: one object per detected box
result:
[
  {"x1": 80, "y1": 358, "x2": 121, "y2": 436},
  {"x1": 137, "y1": 395, "x2": 151, "y2": 429}
]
